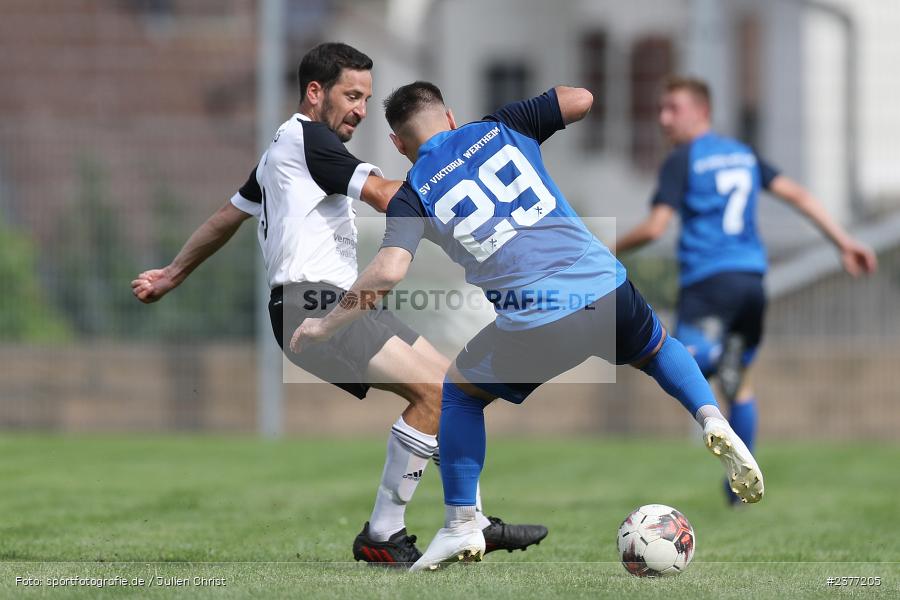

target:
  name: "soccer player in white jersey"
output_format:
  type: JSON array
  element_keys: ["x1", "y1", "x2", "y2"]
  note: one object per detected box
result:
[{"x1": 131, "y1": 43, "x2": 546, "y2": 565}]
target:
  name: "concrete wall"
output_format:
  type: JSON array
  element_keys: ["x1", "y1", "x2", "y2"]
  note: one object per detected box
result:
[{"x1": 2, "y1": 340, "x2": 896, "y2": 440}]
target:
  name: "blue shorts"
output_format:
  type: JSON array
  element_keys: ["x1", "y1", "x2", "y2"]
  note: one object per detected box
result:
[
  {"x1": 455, "y1": 279, "x2": 663, "y2": 404},
  {"x1": 675, "y1": 271, "x2": 766, "y2": 376}
]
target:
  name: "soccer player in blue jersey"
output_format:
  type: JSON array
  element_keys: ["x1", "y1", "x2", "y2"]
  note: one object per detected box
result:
[
  {"x1": 614, "y1": 77, "x2": 876, "y2": 504},
  {"x1": 291, "y1": 81, "x2": 767, "y2": 570}
]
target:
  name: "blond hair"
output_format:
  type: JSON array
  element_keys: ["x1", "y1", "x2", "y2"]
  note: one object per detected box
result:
[{"x1": 664, "y1": 76, "x2": 712, "y2": 109}]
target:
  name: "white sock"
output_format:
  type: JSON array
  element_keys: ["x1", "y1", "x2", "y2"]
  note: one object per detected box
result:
[
  {"x1": 695, "y1": 404, "x2": 726, "y2": 428},
  {"x1": 368, "y1": 417, "x2": 437, "y2": 542},
  {"x1": 445, "y1": 504, "x2": 477, "y2": 529},
  {"x1": 475, "y1": 483, "x2": 491, "y2": 529},
  {"x1": 434, "y1": 448, "x2": 492, "y2": 529}
]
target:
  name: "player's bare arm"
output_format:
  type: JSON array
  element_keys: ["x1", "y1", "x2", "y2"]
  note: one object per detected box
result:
[
  {"x1": 359, "y1": 174, "x2": 403, "y2": 212},
  {"x1": 131, "y1": 200, "x2": 251, "y2": 303},
  {"x1": 289, "y1": 246, "x2": 412, "y2": 353},
  {"x1": 767, "y1": 175, "x2": 877, "y2": 276},
  {"x1": 612, "y1": 204, "x2": 676, "y2": 255},
  {"x1": 554, "y1": 86, "x2": 594, "y2": 125}
]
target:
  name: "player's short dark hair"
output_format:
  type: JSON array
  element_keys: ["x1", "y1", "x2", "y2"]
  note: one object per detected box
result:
[
  {"x1": 664, "y1": 76, "x2": 712, "y2": 108},
  {"x1": 383, "y1": 81, "x2": 445, "y2": 131},
  {"x1": 297, "y1": 42, "x2": 373, "y2": 98}
]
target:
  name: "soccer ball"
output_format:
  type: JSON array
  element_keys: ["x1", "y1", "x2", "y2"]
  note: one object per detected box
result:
[{"x1": 617, "y1": 504, "x2": 695, "y2": 577}]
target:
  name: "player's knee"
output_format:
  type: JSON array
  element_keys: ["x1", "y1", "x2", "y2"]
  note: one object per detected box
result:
[
  {"x1": 675, "y1": 322, "x2": 722, "y2": 377},
  {"x1": 678, "y1": 336, "x2": 720, "y2": 376},
  {"x1": 735, "y1": 383, "x2": 755, "y2": 404},
  {"x1": 692, "y1": 344, "x2": 721, "y2": 377}
]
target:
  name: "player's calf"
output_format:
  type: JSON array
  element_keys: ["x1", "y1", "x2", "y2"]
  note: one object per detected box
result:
[
  {"x1": 638, "y1": 334, "x2": 720, "y2": 417},
  {"x1": 365, "y1": 416, "x2": 438, "y2": 543}
]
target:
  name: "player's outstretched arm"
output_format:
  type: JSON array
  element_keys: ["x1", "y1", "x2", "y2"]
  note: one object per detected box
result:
[
  {"x1": 554, "y1": 86, "x2": 594, "y2": 125},
  {"x1": 612, "y1": 204, "x2": 676, "y2": 255},
  {"x1": 290, "y1": 246, "x2": 412, "y2": 353},
  {"x1": 768, "y1": 175, "x2": 877, "y2": 276},
  {"x1": 132, "y1": 201, "x2": 252, "y2": 303},
  {"x1": 360, "y1": 175, "x2": 403, "y2": 213}
]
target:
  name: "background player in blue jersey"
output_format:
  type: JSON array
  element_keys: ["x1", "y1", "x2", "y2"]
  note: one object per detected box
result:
[
  {"x1": 614, "y1": 77, "x2": 876, "y2": 504},
  {"x1": 292, "y1": 81, "x2": 767, "y2": 570}
]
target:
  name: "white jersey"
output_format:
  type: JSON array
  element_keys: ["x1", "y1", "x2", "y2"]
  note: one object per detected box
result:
[{"x1": 230, "y1": 113, "x2": 381, "y2": 290}]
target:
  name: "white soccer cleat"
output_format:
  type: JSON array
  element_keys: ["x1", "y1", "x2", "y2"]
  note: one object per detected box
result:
[
  {"x1": 703, "y1": 418, "x2": 765, "y2": 504},
  {"x1": 409, "y1": 523, "x2": 486, "y2": 572}
]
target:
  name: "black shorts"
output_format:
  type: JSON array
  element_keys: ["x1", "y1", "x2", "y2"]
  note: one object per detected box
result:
[
  {"x1": 269, "y1": 282, "x2": 420, "y2": 399},
  {"x1": 675, "y1": 271, "x2": 766, "y2": 375},
  {"x1": 455, "y1": 279, "x2": 663, "y2": 404}
]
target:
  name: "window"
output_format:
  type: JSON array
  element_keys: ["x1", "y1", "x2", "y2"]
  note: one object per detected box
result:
[
  {"x1": 484, "y1": 62, "x2": 531, "y2": 115},
  {"x1": 630, "y1": 36, "x2": 673, "y2": 170},
  {"x1": 581, "y1": 30, "x2": 608, "y2": 151}
]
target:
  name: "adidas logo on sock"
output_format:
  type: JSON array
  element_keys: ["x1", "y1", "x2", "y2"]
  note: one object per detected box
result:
[{"x1": 402, "y1": 469, "x2": 423, "y2": 481}]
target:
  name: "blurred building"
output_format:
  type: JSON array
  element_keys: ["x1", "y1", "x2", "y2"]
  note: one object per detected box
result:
[
  {"x1": 0, "y1": 0, "x2": 898, "y2": 438},
  {"x1": 341, "y1": 0, "x2": 900, "y2": 257}
]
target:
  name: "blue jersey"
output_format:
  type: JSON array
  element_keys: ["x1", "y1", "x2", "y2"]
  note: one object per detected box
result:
[
  {"x1": 652, "y1": 132, "x2": 779, "y2": 286},
  {"x1": 382, "y1": 89, "x2": 626, "y2": 330}
]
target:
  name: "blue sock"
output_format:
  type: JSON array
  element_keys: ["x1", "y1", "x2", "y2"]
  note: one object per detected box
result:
[
  {"x1": 439, "y1": 378, "x2": 489, "y2": 507},
  {"x1": 641, "y1": 336, "x2": 719, "y2": 416},
  {"x1": 729, "y1": 398, "x2": 757, "y2": 452}
]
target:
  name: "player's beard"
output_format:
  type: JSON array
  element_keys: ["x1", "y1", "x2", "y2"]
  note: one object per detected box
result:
[{"x1": 322, "y1": 97, "x2": 358, "y2": 142}]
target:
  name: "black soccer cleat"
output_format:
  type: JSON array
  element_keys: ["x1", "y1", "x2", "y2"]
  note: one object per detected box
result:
[
  {"x1": 482, "y1": 515, "x2": 548, "y2": 554},
  {"x1": 352, "y1": 522, "x2": 422, "y2": 566}
]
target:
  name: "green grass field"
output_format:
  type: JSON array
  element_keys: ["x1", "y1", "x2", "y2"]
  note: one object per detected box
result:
[{"x1": 0, "y1": 434, "x2": 897, "y2": 599}]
